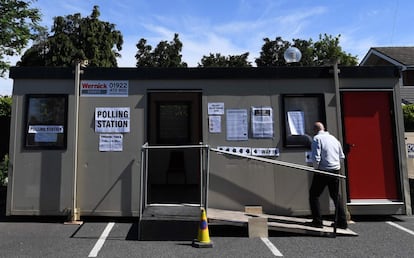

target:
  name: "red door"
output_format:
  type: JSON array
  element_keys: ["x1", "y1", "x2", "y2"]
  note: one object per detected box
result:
[{"x1": 342, "y1": 91, "x2": 399, "y2": 200}]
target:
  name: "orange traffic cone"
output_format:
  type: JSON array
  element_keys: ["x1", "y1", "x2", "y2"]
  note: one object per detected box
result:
[{"x1": 192, "y1": 208, "x2": 213, "y2": 248}]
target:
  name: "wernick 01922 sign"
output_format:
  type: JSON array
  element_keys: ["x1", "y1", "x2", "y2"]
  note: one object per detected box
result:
[{"x1": 81, "y1": 80, "x2": 129, "y2": 97}]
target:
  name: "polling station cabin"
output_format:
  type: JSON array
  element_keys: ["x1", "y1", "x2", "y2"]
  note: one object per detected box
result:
[{"x1": 6, "y1": 66, "x2": 412, "y2": 221}]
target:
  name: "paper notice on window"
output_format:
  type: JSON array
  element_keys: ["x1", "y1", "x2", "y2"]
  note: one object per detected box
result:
[
  {"x1": 99, "y1": 134, "x2": 123, "y2": 152},
  {"x1": 251, "y1": 107, "x2": 273, "y2": 138},
  {"x1": 226, "y1": 109, "x2": 248, "y2": 141},
  {"x1": 35, "y1": 133, "x2": 58, "y2": 142},
  {"x1": 287, "y1": 111, "x2": 305, "y2": 135},
  {"x1": 28, "y1": 125, "x2": 64, "y2": 134},
  {"x1": 209, "y1": 115, "x2": 221, "y2": 133}
]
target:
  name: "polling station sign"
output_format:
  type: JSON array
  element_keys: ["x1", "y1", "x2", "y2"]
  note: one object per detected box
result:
[
  {"x1": 81, "y1": 80, "x2": 128, "y2": 97},
  {"x1": 95, "y1": 107, "x2": 130, "y2": 133}
]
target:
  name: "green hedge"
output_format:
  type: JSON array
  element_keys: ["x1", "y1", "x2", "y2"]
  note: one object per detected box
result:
[{"x1": 403, "y1": 104, "x2": 414, "y2": 132}]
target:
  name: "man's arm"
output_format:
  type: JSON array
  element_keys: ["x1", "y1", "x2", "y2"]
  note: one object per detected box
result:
[{"x1": 311, "y1": 138, "x2": 321, "y2": 169}]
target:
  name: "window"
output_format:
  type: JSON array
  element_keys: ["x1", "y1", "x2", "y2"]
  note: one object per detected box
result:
[
  {"x1": 282, "y1": 94, "x2": 326, "y2": 148},
  {"x1": 402, "y1": 70, "x2": 414, "y2": 86},
  {"x1": 24, "y1": 95, "x2": 68, "y2": 149},
  {"x1": 157, "y1": 102, "x2": 191, "y2": 144}
]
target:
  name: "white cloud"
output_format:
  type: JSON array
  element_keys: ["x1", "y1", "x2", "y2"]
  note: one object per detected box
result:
[{"x1": 182, "y1": 32, "x2": 247, "y2": 66}]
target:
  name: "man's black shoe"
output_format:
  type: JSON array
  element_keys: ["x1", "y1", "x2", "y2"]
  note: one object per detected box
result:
[
  {"x1": 304, "y1": 221, "x2": 323, "y2": 228},
  {"x1": 331, "y1": 222, "x2": 348, "y2": 229}
]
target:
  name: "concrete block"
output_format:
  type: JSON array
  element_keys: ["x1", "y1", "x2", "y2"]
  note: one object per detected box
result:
[
  {"x1": 245, "y1": 206, "x2": 263, "y2": 214},
  {"x1": 248, "y1": 217, "x2": 268, "y2": 238}
]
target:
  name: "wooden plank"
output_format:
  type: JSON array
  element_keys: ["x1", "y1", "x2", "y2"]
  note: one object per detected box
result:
[{"x1": 207, "y1": 208, "x2": 358, "y2": 236}]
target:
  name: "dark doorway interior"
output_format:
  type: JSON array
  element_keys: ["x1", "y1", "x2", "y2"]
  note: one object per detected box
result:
[{"x1": 147, "y1": 92, "x2": 202, "y2": 204}]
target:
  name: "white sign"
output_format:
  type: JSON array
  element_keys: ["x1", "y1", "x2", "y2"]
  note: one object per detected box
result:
[
  {"x1": 209, "y1": 115, "x2": 221, "y2": 133},
  {"x1": 208, "y1": 102, "x2": 225, "y2": 115},
  {"x1": 226, "y1": 109, "x2": 248, "y2": 141},
  {"x1": 81, "y1": 80, "x2": 129, "y2": 97},
  {"x1": 252, "y1": 148, "x2": 280, "y2": 157},
  {"x1": 251, "y1": 107, "x2": 273, "y2": 138},
  {"x1": 28, "y1": 125, "x2": 64, "y2": 133},
  {"x1": 95, "y1": 107, "x2": 130, "y2": 133},
  {"x1": 99, "y1": 134, "x2": 123, "y2": 152},
  {"x1": 407, "y1": 143, "x2": 414, "y2": 158},
  {"x1": 287, "y1": 111, "x2": 305, "y2": 135}
]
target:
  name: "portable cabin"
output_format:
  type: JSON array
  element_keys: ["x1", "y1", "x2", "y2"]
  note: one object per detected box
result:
[{"x1": 6, "y1": 66, "x2": 411, "y2": 218}]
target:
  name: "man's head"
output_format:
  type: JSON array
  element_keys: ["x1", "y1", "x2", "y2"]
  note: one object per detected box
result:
[{"x1": 313, "y1": 122, "x2": 325, "y2": 134}]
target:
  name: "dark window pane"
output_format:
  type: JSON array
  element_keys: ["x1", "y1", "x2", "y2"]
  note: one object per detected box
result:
[
  {"x1": 282, "y1": 94, "x2": 325, "y2": 148},
  {"x1": 158, "y1": 102, "x2": 190, "y2": 144},
  {"x1": 25, "y1": 95, "x2": 68, "y2": 149}
]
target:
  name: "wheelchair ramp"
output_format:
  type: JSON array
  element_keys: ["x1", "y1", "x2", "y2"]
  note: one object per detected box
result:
[{"x1": 207, "y1": 208, "x2": 358, "y2": 237}]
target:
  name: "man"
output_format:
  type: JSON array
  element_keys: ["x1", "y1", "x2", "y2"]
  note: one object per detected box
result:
[{"x1": 306, "y1": 122, "x2": 348, "y2": 229}]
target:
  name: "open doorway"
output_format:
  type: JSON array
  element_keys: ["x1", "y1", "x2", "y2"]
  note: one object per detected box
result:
[{"x1": 147, "y1": 91, "x2": 202, "y2": 204}]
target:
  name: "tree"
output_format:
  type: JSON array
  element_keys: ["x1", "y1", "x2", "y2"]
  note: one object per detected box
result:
[
  {"x1": 255, "y1": 37, "x2": 291, "y2": 67},
  {"x1": 198, "y1": 52, "x2": 252, "y2": 67},
  {"x1": 19, "y1": 5, "x2": 123, "y2": 67},
  {"x1": 255, "y1": 34, "x2": 358, "y2": 67},
  {"x1": 0, "y1": 0, "x2": 43, "y2": 76},
  {"x1": 313, "y1": 34, "x2": 357, "y2": 66},
  {"x1": 135, "y1": 33, "x2": 187, "y2": 68},
  {"x1": 403, "y1": 104, "x2": 414, "y2": 132},
  {"x1": 291, "y1": 38, "x2": 315, "y2": 66},
  {"x1": 0, "y1": 95, "x2": 11, "y2": 117},
  {"x1": 0, "y1": 95, "x2": 11, "y2": 186}
]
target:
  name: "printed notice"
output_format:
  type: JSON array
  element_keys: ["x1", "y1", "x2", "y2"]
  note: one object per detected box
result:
[
  {"x1": 251, "y1": 107, "x2": 273, "y2": 138},
  {"x1": 209, "y1": 115, "x2": 221, "y2": 133},
  {"x1": 28, "y1": 125, "x2": 63, "y2": 143},
  {"x1": 287, "y1": 111, "x2": 305, "y2": 135},
  {"x1": 99, "y1": 134, "x2": 123, "y2": 152},
  {"x1": 226, "y1": 109, "x2": 248, "y2": 141},
  {"x1": 95, "y1": 107, "x2": 130, "y2": 133},
  {"x1": 208, "y1": 102, "x2": 225, "y2": 115}
]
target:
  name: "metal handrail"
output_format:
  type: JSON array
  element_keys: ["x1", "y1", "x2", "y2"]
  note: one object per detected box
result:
[{"x1": 210, "y1": 148, "x2": 346, "y2": 179}]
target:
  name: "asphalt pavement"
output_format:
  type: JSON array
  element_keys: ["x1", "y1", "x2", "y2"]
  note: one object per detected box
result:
[
  {"x1": 1, "y1": 214, "x2": 414, "y2": 257},
  {"x1": 2, "y1": 186, "x2": 414, "y2": 257}
]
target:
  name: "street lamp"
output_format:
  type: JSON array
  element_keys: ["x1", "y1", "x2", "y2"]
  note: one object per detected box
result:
[{"x1": 284, "y1": 46, "x2": 302, "y2": 63}]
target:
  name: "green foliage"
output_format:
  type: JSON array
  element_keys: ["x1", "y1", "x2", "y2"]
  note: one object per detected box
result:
[
  {"x1": 19, "y1": 5, "x2": 123, "y2": 67},
  {"x1": 313, "y1": 34, "x2": 358, "y2": 66},
  {"x1": 0, "y1": 154, "x2": 9, "y2": 186},
  {"x1": 135, "y1": 33, "x2": 187, "y2": 68},
  {"x1": 198, "y1": 52, "x2": 252, "y2": 67},
  {"x1": 255, "y1": 37, "x2": 291, "y2": 67},
  {"x1": 255, "y1": 34, "x2": 358, "y2": 67},
  {"x1": 0, "y1": 0, "x2": 43, "y2": 76},
  {"x1": 0, "y1": 95, "x2": 12, "y2": 117},
  {"x1": 403, "y1": 104, "x2": 414, "y2": 132}
]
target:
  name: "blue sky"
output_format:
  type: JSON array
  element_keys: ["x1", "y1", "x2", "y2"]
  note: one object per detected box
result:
[{"x1": 1, "y1": 0, "x2": 412, "y2": 95}]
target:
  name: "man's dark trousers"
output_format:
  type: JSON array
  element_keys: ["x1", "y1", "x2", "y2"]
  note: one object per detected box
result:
[{"x1": 309, "y1": 171, "x2": 347, "y2": 226}]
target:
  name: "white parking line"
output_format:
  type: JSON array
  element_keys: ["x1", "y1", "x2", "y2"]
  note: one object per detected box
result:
[
  {"x1": 261, "y1": 237, "x2": 283, "y2": 257},
  {"x1": 386, "y1": 221, "x2": 414, "y2": 235},
  {"x1": 88, "y1": 222, "x2": 115, "y2": 257}
]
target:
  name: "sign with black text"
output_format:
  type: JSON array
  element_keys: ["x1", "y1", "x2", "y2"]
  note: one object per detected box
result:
[
  {"x1": 95, "y1": 107, "x2": 130, "y2": 133},
  {"x1": 81, "y1": 80, "x2": 128, "y2": 97}
]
